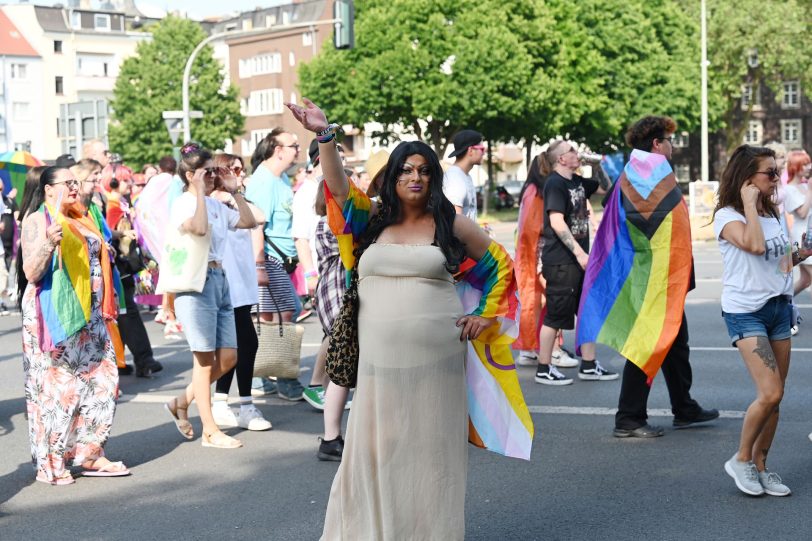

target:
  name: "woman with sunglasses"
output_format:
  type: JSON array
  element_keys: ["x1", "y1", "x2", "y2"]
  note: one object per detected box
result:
[
  {"x1": 163, "y1": 144, "x2": 258, "y2": 449},
  {"x1": 18, "y1": 166, "x2": 129, "y2": 484},
  {"x1": 713, "y1": 145, "x2": 809, "y2": 497},
  {"x1": 208, "y1": 153, "x2": 272, "y2": 431}
]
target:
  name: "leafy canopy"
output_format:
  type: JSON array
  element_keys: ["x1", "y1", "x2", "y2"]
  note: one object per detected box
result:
[{"x1": 109, "y1": 16, "x2": 244, "y2": 169}]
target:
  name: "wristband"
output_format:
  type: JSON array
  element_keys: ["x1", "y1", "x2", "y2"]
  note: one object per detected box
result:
[
  {"x1": 317, "y1": 132, "x2": 336, "y2": 144},
  {"x1": 316, "y1": 123, "x2": 340, "y2": 137},
  {"x1": 304, "y1": 270, "x2": 319, "y2": 279}
]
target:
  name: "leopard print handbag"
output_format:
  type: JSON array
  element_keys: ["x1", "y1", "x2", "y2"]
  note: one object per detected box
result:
[{"x1": 326, "y1": 270, "x2": 359, "y2": 388}]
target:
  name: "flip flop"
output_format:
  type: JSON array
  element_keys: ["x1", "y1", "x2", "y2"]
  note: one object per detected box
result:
[
  {"x1": 82, "y1": 461, "x2": 131, "y2": 477},
  {"x1": 164, "y1": 400, "x2": 195, "y2": 440},
  {"x1": 36, "y1": 473, "x2": 75, "y2": 486}
]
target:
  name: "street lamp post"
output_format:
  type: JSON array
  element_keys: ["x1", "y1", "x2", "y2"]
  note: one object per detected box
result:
[{"x1": 700, "y1": 0, "x2": 709, "y2": 182}]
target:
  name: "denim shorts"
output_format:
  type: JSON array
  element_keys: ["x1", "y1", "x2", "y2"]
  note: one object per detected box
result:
[
  {"x1": 174, "y1": 268, "x2": 237, "y2": 352},
  {"x1": 722, "y1": 295, "x2": 792, "y2": 346}
]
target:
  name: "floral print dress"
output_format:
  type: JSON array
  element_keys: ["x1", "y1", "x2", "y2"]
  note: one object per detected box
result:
[{"x1": 22, "y1": 234, "x2": 119, "y2": 482}]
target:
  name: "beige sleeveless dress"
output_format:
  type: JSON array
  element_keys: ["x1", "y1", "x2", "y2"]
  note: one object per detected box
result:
[{"x1": 321, "y1": 243, "x2": 468, "y2": 541}]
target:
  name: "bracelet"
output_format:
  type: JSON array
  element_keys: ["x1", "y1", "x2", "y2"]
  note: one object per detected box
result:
[
  {"x1": 316, "y1": 123, "x2": 340, "y2": 137},
  {"x1": 317, "y1": 132, "x2": 336, "y2": 144},
  {"x1": 304, "y1": 270, "x2": 319, "y2": 279}
]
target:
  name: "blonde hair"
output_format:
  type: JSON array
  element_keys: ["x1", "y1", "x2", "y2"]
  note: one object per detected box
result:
[{"x1": 539, "y1": 140, "x2": 569, "y2": 176}]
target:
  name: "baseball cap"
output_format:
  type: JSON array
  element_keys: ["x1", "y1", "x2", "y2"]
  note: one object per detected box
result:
[
  {"x1": 447, "y1": 129, "x2": 483, "y2": 158},
  {"x1": 55, "y1": 154, "x2": 76, "y2": 167}
]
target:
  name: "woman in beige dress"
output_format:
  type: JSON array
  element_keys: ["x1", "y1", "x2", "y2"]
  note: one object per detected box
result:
[{"x1": 287, "y1": 99, "x2": 515, "y2": 540}]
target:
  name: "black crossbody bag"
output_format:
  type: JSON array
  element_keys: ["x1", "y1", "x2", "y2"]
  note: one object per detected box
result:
[{"x1": 265, "y1": 236, "x2": 299, "y2": 274}]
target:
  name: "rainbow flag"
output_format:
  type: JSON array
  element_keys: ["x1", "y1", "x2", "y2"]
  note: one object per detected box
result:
[
  {"x1": 458, "y1": 242, "x2": 533, "y2": 460},
  {"x1": 36, "y1": 205, "x2": 93, "y2": 351},
  {"x1": 324, "y1": 181, "x2": 371, "y2": 287},
  {"x1": 576, "y1": 150, "x2": 692, "y2": 379}
]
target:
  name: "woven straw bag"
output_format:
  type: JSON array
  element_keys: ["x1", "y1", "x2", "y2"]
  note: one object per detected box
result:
[{"x1": 252, "y1": 284, "x2": 304, "y2": 379}]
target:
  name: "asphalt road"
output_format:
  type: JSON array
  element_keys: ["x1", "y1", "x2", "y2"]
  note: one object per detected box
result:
[{"x1": 1, "y1": 225, "x2": 812, "y2": 540}]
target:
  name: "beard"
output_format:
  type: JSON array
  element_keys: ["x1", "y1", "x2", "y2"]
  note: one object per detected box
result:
[{"x1": 80, "y1": 193, "x2": 93, "y2": 209}]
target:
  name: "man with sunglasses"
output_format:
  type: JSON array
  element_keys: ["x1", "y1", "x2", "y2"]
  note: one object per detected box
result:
[
  {"x1": 607, "y1": 115, "x2": 718, "y2": 438},
  {"x1": 444, "y1": 129, "x2": 485, "y2": 221}
]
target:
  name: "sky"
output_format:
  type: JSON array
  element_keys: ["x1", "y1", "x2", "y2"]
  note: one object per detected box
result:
[{"x1": 33, "y1": 1, "x2": 287, "y2": 20}]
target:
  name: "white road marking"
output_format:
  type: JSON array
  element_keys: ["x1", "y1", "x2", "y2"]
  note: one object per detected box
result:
[
  {"x1": 120, "y1": 393, "x2": 300, "y2": 407},
  {"x1": 525, "y1": 405, "x2": 744, "y2": 418}
]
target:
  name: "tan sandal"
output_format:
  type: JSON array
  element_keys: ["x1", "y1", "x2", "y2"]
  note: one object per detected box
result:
[
  {"x1": 164, "y1": 398, "x2": 194, "y2": 440},
  {"x1": 202, "y1": 430, "x2": 243, "y2": 449}
]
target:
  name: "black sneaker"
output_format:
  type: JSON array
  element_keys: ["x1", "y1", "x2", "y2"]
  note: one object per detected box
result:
[
  {"x1": 673, "y1": 408, "x2": 719, "y2": 428},
  {"x1": 318, "y1": 436, "x2": 344, "y2": 461},
  {"x1": 118, "y1": 364, "x2": 134, "y2": 376},
  {"x1": 534, "y1": 365, "x2": 573, "y2": 386},
  {"x1": 136, "y1": 360, "x2": 163, "y2": 378},
  {"x1": 578, "y1": 360, "x2": 619, "y2": 381}
]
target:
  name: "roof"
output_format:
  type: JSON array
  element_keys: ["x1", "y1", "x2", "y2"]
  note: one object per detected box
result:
[
  {"x1": 34, "y1": 6, "x2": 69, "y2": 33},
  {"x1": 0, "y1": 10, "x2": 39, "y2": 57}
]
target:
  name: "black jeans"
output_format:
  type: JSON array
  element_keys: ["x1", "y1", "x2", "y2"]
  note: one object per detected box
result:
[
  {"x1": 215, "y1": 305, "x2": 258, "y2": 398},
  {"x1": 117, "y1": 276, "x2": 155, "y2": 370},
  {"x1": 615, "y1": 313, "x2": 702, "y2": 429}
]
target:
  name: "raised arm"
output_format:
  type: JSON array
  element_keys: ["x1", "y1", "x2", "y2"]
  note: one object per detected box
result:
[
  {"x1": 719, "y1": 182, "x2": 765, "y2": 255},
  {"x1": 180, "y1": 171, "x2": 209, "y2": 236},
  {"x1": 233, "y1": 192, "x2": 258, "y2": 230},
  {"x1": 286, "y1": 98, "x2": 348, "y2": 207}
]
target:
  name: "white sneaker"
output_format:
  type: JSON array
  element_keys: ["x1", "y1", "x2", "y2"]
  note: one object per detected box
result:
[
  {"x1": 551, "y1": 347, "x2": 579, "y2": 368},
  {"x1": 791, "y1": 325, "x2": 799, "y2": 336},
  {"x1": 238, "y1": 405, "x2": 272, "y2": 431},
  {"x1": 212, "y1": 402, "x2": 238, "y2": 428},
  {"x1": 517, "y1": 350, "x2": 539, "y2": 366}
]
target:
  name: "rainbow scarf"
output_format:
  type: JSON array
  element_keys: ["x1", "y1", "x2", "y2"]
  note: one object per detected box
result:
[
  {"x1": 324, "y1": 182, "x2": 533, "y2": 460},
  {"x1": 36, "y1": 203, "x2": 118, "y2": 351},
  {"x1": 576, "y1": 150, "x2": 692, "y2": 379},
  {"x1": 87, "y1": 202, "x2": 126, "y2": 314},
  {"x1": 324, "y1": 181, "x2": 371, "y2": 287}
]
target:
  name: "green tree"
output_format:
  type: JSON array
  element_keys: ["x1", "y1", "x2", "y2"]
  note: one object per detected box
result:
[
  {"x1": 299, "y1": 0, "x2": 541, "y2": 157},
  {"x1": 108, "y1": 16, "x2": 243, "y2": 168}
]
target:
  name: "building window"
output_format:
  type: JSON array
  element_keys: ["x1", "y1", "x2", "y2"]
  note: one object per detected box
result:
[
  {"x1": 242, "y1": 19, "x2": 253, "y2": 31},
  {"x1": 747, "y1": 49, "x2": 759, "y2": 68},
  {"x1": 674, "y1": 164, "x2": 691, "y2": 184},
  {"x1": 239, "y1": 53, "x2": 282, "y2": 78},
  {"x1": 10, "y1": 63, "x2": 27, "y2": 79},
  {"x1": 54, "y1": 40, "x2": 63, "y2": 54},
  {"x1": 743, "y1": 120, "x2": 763, "y2": 144},
  {"x1": 55, "y1": 76, "x2": 64, "y2": 95},
  {"x1": 76, "y1": 54, "x2": 115, "y2": 77},
  {"x1": 289, "y1": 52, "x2": 295, "y2": 66},
  {"x1": 247, "y1": 89, "x2": 284, "y2": 116},
  {"x1": 265, "y1": 15, "x2": 276, "y2": 27},
  {"x1": 303, "y1": 32, "x2": 313, "y2": 46},
  {"x1": 781, "y1": 119, "x2": 802, "y2": 148},
  {"x1": 672, "y1": 132, "x2": 689, "y2": 148},
  {"x1": 13, "y1": 102, "x2": 30, "y2": 121},
  {"x1": 290, "y1": 92, "x2": 296, "y2": 104},
  {"x1": 741, "y1": 83, "x2": 761, "y2": 109},
  {"x1": 94, "y1": 14, "x2": 111, "y2": 32},
  {"x1": 782, "y1": 81, "x2": 801, "y2": 109},
  {"x1": 71, "y1": 11, "x2": 81, "y2": 29}
]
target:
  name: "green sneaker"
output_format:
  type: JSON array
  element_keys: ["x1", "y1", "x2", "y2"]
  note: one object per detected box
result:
[{"x1": 303, "y1": 386, "x2": 325, "y2": 410}]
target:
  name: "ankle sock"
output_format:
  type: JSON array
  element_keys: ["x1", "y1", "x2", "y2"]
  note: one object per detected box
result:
[
  {"x1": 213, "y1": 392, "x2": 229, "y2": 403},
  {"x1": 537, "y1": 363, "x2": 551, "y2": 374},
  {"x1": 581, "y1": 359, "x2": 596, "y2": 369},
  {"x1": 239, "y1": 396, "x2": 253, "y2": 411}
]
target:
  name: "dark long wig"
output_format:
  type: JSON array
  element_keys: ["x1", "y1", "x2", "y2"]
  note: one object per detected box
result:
[
  {"x1": 356, "y1": 141, "x2": 466, "y2": 273},
  {"x1": 17, "y1": 166, "x2": 69, "y2": 303}
]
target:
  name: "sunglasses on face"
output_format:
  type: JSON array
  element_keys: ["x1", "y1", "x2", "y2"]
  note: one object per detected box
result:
[
  {"x1": 52, "y1": 179, "x2": 80, "y2": 188},
  {"x1": 756, "y1": 169, "x2": 780, "y2": 179},
  {"x1": 204, "y1": 166, "x2": 230, "y2": 179},
  {"x1": 231, "y1": 165, "x2": 243, "y2": 176}
]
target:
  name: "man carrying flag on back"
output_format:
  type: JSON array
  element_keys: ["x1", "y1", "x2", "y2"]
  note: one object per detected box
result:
[{"x1": 576, "y1": 115, "x2": 718, "y2": 438}]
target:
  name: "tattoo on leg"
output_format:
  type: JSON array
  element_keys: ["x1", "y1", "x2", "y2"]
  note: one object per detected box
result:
[{"x1": 752, "y1": 336, "x2": 777, "y2": 372}]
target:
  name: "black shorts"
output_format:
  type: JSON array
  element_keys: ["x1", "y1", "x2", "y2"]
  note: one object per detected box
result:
[{"x1": 542, "y1": 263, "x2": 584, "y2": 330}]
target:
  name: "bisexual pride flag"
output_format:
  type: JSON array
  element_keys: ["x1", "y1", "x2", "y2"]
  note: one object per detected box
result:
[{"x1": 576, "y1": 150, "x2": 692, "y2": 380}]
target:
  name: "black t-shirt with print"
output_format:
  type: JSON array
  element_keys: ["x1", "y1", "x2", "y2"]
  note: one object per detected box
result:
[{"x1": 541, "y1": 172, "x2": 599, "y2": 266}]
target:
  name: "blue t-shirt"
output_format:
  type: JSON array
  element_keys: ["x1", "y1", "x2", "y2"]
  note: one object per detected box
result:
[{"x1": 244, "y1": 163, "x2": 296, "y2": 259}]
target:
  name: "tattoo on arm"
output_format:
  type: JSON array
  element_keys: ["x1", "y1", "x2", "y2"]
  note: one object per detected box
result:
[
  {"x1": 752, "y1": 336, "x2": 777, "y2": 372},
  {"x1": 555, "y1": 227, "x2": 578, "y2": 254},
  {"x1": 21, "y1": 218, "x2": 39, "y2": 260}
]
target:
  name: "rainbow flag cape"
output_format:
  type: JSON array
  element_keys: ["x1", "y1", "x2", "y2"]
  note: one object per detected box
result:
[
  {"x1": 324, "y1": 182, "x2": 533, "y2": 460},
  {"x1": 576, "y1": 150, "x2": 692, "y2": 379},
  {"x1": 87, "y1": 202, "x2": 126, "y2": 314}
]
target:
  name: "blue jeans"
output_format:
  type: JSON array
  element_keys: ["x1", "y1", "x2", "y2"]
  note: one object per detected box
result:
[{"x1": 722, "y1": 296, "x2": 792, "y2": 346}]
